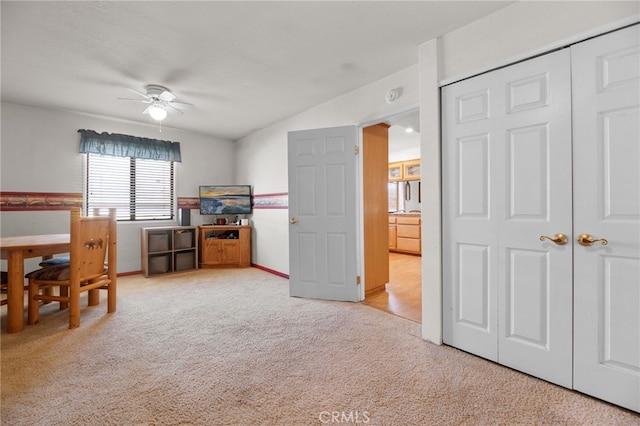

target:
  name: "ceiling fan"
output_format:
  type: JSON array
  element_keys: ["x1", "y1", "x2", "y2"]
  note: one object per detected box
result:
[{"x1": 119, "y1": 85, "x2": 194, "y2": 121}]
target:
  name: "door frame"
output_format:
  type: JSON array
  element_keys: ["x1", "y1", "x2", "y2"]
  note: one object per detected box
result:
[{"x1": 356, "y1": 106, "x2": 421, "y2": 303}]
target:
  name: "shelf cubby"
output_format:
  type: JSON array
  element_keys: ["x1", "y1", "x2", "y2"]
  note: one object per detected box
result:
[{"x1": 141, "y1": 226, "x2": 198, "y2": 277}]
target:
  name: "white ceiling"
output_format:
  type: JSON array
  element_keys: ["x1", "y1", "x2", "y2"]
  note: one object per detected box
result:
[{"x1": 1, "y1": 1, "x2": 512, "y2": 141}]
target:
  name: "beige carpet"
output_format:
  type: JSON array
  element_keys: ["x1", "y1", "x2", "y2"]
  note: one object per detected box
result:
[{"x1": 1, "y1": 268, "x2": 638, "y2": 425}]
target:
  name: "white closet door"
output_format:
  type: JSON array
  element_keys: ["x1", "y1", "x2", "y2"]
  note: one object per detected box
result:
[
  {"x1": 497, "y1": 50, "x2": 573, "y2": 388},
  {"x1": 442, "y1": 69, "x2": 500, "y2": 362},
  {"x1": 443, "y1": 50, "x2": 574, "y2": 387},
  {"x1": 572, "y1": 25, "x2": 640, "y2": 413}
]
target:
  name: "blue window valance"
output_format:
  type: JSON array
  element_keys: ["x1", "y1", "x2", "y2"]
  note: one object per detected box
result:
[{"x1": 78, "y1": 129, "x2": 182, "y2": 162}]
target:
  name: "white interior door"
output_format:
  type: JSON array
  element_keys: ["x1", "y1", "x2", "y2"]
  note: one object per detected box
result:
[
  {"x1": 443, "y1": 49, "x2": 574, "y2": 387},
  {"x1": 572, "y1": 25, "x2": 640, "y2": 413},
  {"x1": 288, "y1": 126, "x2": 361, "y2": 302}
]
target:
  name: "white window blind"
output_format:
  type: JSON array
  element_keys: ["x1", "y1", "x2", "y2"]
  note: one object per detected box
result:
[{"x1": 86, "y1": 153, "x2": 174, "y2": 221}]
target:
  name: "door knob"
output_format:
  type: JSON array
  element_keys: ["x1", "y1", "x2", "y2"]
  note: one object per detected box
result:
[
  {"x1": 577, "y1": 234, "x2": 608, "y2": 246},
  {"x1": 290, "y1": 217, "x2": 298, "y2": 224},
  {"x1": 539, "y1": 233, "x2": 568, "y2": 245}
]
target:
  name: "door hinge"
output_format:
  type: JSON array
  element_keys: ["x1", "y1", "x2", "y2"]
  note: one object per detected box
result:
[
  {"x1": 354, "y1": 145, "x2": 359, "y2": 155},
  {"x1": 356, "y1": 275, "x2": 361, "y2": 285}
]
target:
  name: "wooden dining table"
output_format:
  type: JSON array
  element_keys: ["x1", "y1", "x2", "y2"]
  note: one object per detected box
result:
[{"x1": 0, "y1": 234, "x2": 70, "y2": 333}]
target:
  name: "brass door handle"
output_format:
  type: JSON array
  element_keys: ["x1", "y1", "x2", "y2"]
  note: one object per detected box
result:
[
  {"x1": 539, "y1": 233, "x2": 568, "y2": 245},
  {"x1": 577, "y1": 234, "x2": 608, "y2": 246},
  {"x1": 290, "y1": 217, "x2": 298, "y2": 224}
]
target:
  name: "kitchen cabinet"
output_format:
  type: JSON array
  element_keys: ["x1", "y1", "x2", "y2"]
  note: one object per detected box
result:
[
  {"x1": 388, "y1": 162, "x2": 403, "y2": 181},
  {"x1": 389, "y1": 215, "x2": 421, "y2": 255},
  {"x1": 388, "y1": 159, "x2": 420, "y2": 181},
  {"x1": 389, "y1": 216, "x2": 397, "y2": 250}
]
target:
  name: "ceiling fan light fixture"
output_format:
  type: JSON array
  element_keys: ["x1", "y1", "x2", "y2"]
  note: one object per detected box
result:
[{"x1": 148, "y1": 103, "x2": 167, "y2": 121}]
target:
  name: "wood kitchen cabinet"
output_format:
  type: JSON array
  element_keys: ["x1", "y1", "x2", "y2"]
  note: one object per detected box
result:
[
  {"x1": 388, "y1": 159, "x2": 420, "y2": 182},
  {"x1": 389, "y1": 215, "x2": 421, "y2": 255},
  {"x1": 389, "y1": 216, "x2": 397, "y2": 250},
  {"x1": 199, "y1": 225, "x2": 251, "y2": 268},
  {"x1": 388, "y1": 162, "x2": 403, "y2": 181},
  {"x1": 402, "y1": 159, "x2": 421, "y2": 181}
]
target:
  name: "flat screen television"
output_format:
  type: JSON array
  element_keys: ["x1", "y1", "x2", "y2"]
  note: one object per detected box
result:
[{"x1": 199, "y1": 185, "x2": 252, "y2": 215}]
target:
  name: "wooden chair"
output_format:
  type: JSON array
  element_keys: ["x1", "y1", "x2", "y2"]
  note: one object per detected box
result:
[{"x1": 27, "y1": 208, "x2": 117, "y2": 329}]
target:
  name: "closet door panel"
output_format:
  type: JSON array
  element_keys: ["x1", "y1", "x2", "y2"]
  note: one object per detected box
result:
[
  {"x1": 506, "y1": 125, "x2": 549, "y2": 220},
  {"x1": 443, "y1": 49, "x2": 573, "y2": 379},
  {"x1": 572, "y1": 24, "x2": 640, "y2": 413},
  {"x1": 497, "y1": 50, "x2": 573, "y2": 388},
  {"x1": 443, "y1": 78, "x2": 499, "y2": 362}
]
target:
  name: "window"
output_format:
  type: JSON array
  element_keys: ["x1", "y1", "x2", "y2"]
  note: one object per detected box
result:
[
  {"x1": 388, "y1": 181, "x2": 421, "y2": 213},
  {"x1": 86, "y1": 153, "x2": 174, "y2": 221}
]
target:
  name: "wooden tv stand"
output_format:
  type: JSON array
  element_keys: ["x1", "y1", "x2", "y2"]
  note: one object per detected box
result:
[{"x1": 198, "y1": 225, "x2": 251, "y2": 268}]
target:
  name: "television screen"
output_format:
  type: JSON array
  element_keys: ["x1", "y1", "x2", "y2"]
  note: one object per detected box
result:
[{"x1": 199, "y1": 185, "x2": 252, "y2": 215}]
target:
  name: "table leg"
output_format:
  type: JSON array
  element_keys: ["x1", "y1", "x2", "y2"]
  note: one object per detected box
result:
[{"x1": 7, "y1": 251, "x2": 25, "y2": 333}]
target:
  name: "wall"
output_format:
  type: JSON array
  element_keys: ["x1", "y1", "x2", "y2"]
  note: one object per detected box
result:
[
  {"x1": 419, "y1": 1, "x2": 639, "y2": 343},
  {"x1": 236, "y1": 64, "x2": 420, "y2": 275},
  {"x1": 0, "y1": 102, "x2": 235, "y2": 273},
  {"x1": 439, "y1": 1, "x2": 640, "y2": 84},
  {"x1": 388, "y1": 125, "x2": 420, "y2": 163}
]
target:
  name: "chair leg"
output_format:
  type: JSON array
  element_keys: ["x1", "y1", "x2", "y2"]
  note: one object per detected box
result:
[
  {"x1": 88, "y1": 288, "x2": 100, "y2": 306},
  {"x1": 107, "y1": 281, "x2": 116, "y2": 314},
  {"x1": 69, "y1": 285, "x2": 80, "y2": 329},
  {"x1": 59, "y1": 286, "x2": 69, "y2": 310},
  {"x1": 28, "y1": 279, "x2": 40, "y2": 325}
]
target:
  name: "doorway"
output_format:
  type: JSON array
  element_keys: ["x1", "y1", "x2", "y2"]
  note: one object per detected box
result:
[{"x1": 363, "y1": 110, "x2": 422, "y2": 322}]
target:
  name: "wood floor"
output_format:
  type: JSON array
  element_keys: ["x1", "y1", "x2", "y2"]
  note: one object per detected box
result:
[{"x1": 363, "y1": 252, "x2": 421, "y2": 322}]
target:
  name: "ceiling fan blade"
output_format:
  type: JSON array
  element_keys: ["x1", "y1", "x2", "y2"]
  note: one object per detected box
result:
[
  {"x1": 168, "y1": 101, "x2": 194, "y2": 111},
  {"x1": 127, "y1": 88, "x2": 151, "y2": 99},
  {"x1": 158, "y1": 90, "x2": 176, "y2": 102},
  {"x1": 118, "y1": 97, "x2": 152, "y2": 103},
  {"x1": 165, "y1": 104, "x2": 183, "y2": 115},
  {"x1": 142, "y1": 105, "x2": 153, "y2": 115}
]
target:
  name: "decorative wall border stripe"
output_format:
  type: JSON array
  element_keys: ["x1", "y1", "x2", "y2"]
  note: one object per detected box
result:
[
  {"x1": 177, "y1": 197, "x2": 200, "y2": 210},
  {"x1": 2, "y1": 193, "x2": 290, "y2": 212},
  {"x1": 252, "y1": 192, "x2": 288, "y2": 209},
  {"x1": 179, "y1": 193, "x2": 289, "y2": 210},
  {"x1": 0, "y1": 191, "x2": 82, "y2": 211}
]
